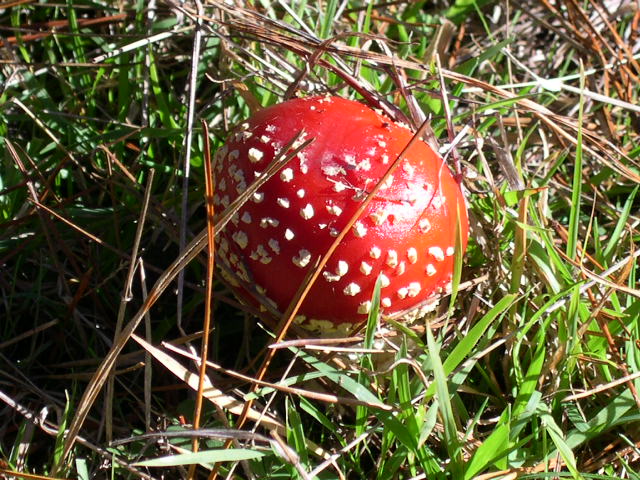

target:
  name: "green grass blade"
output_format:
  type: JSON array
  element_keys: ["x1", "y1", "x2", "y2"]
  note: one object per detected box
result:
[
  {"x1": 426, "y1": 324, "x2": 463, "y2": 476},
  {"x1": 602, "y1": 185, "x2": 639, "y2": 262},
  {"x1": 133, "y1": 448, "x2": 267, "y2": 467},
  {"x1": 566, "y1": 67, "x2": 586, "y2": 260}
]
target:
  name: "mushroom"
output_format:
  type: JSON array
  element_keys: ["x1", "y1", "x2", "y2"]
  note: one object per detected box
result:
[{"x1": 214, "y1": 96, "x2": 468, "y2": 334}]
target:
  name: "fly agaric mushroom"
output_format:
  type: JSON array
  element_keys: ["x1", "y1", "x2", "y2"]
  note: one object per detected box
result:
[{"x1": 214, "y1": 96, "x2": 468, "y2": 334}]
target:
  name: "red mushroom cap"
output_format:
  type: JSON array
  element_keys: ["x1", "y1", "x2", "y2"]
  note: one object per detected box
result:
[{"x1": 214, "y1": 96, "x2": 468, "y2": 333}]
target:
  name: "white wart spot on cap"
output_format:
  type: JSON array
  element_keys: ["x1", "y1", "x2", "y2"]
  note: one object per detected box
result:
[
  {"x1": 300, "y1": 204, "x2": 315, "y2": 220},
  {"x1": 241, "y1": 212, "x2": 252, "y2": 224},
  {"x1": 428, "y1": 246, "x2": 445, "y2": 262},
  {"x1": 378, "y1": 273, "x2": 390, "y2": 288},
  {"x1": 402, "y1": 163, "x2": 415, "y2": 178},
  {"x1": 353, "y1": 222, "x2": 367, "y2": 238},
  {"x1": 260, "y1": 217, "x2": 279, "y2": 228},
  {"x1": 356, "y1": 159, "x2": 371, "y2": 171},
  {"x1": 381, "y1": 297, "x2": 392, "y2": 307},
  {"x1": 369, "y1": 209, "x2": 388, "y2": 226},
  {"x1": 228, "y1": 150, "x2": 240, "y2": 161},
  {"x1": 248, "y1": 148, "x2": 264, "y2": 163},
  {"x1": 370, "y1": 246, "x2": 382, "y2": 259},
  {"x1": 297, "y1": 189, "x2": 305, "y2": 198},
  {"x1": 232, "y1": 231, "x2": 248, "y2": 249},
  {"x1": 322, "y1": 165, "x2": 346, "y2": 177},
  {"x1": 332, "y1": 181, "x2": 347, "y2": 192},
  {"x1": 432, "y1": 194, "x2": 445, "y2": 209},
  {"x1": 253, "y1": 244, "x2": 272, "y2": 264},
  {"x1": 343, "y1": 283, "x2": 361, "y2": 296},
  {"x1": 268, "y1": 238, "x2": 280, "y2": 254},
  {"x1": 386, "y1": 250, "x2": 398, "y2": 268},
  {"x1": 323, "y1": 271, "x2": 341, "y2": 282},
  {"x1": 397, "y1": 287, "x2": 408, "y2": 299},
  {"x1": 280, "y1": 168, "x2": 294, "y2": 182},
  {"x1": 326, "y1": 204, "x2": 343, "y2": 216},
  {"x1": 358, "y1": 301, "x2": 372, "y2": 314},
  {"x1": 259, "y1": 135, "x2": 271, "y2": 144},
  {"x1": 277, "y1": 197, "x2": 290, "y2": 208},
  {"x1": 231, "y1": 166, "x2": 244, "y2": 180},
  {"x1": 299, "y1": 154, "x2": 309, "y2": 174},
  {"x1": 292, "y1": 249, "x2": 312, "y2": 268},
  {"x1": 407, "y1": 247, "x2": 418, "y2": 264},
  {"x1": 426, "y1": 264, "x2": 436, "y2": 276},
  {"x1": 252, "y1": 192, "x2": 265, "y2": 203},
  {"x1": 360, "y1": 261, "x2": 372, "y2": 275},
  {"x1": 395, "y1": 261, "x2": 406, "y2": 276},
  {"x1": 446, "y1": 246, "x2": 455, "y2": 257},
  {"x1": 284, "y1": 229, "x2": 295, "y2": 240},
  {"x1": 336, "y1": 260, "x2": 349, "y2": 276},
  {"x1": 418, "y1": 218, "x2": 431, "y2": 233},
  {"x1": 407, "y1": 282, "x2": 421, "y2": 297},
  {"x1": 259, "y1": 255, "x2": 272, "y2": 264}
]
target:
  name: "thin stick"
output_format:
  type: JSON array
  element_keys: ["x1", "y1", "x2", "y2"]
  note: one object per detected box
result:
[
  {"x1": 188, "y1": 120, "x2": 215, "y2": 480},
  {"x1": 106, "y1": 169, "x2": 155, "y2": 442},
  {"x1": 139, "y1": 260, "x2": 153, "y2": 432},
  {"x1": 178, "y1": 0, "x2": 204, "y2": 337},
  {"x1": 563, "y1": 371, "x2": 640, "y2": 402}
]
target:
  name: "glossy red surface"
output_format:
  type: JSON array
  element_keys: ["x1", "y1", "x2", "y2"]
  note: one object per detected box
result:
[{"x1": 214, "y1": 96, "x2": 468, "y2": 327}]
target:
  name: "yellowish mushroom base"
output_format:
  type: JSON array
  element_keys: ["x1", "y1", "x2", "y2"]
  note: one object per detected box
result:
[
  {"x1": 292, "y1": 284, "x2": 450, "y2": 337},
  {"x1": 219, "y1": 261, "x2": 452, "y2": 339}
]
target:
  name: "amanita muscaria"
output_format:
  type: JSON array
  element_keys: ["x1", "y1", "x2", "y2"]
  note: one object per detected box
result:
[{"x1": 214, "y1": 96, "x2": 468, "y2": 334}]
